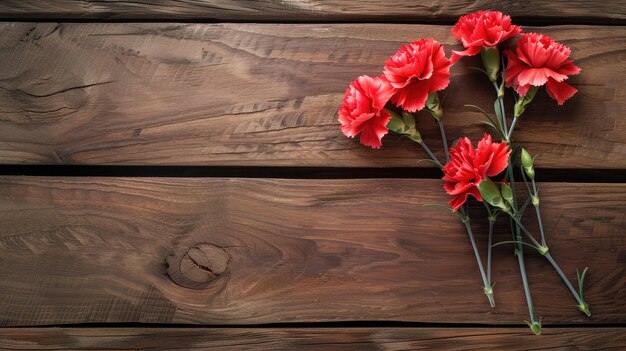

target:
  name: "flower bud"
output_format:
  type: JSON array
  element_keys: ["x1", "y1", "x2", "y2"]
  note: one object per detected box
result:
[
  {"x1": 481, "y1": 47, "x2": 500, "y2": 82},
  {"x1": 501, "y1": 182, "x2": 514, "y2": 206},
  {"x1": 520, "y1": 148, "x2": 535, "y2": 180},
  {"x1": 425, "y1": 92, "x2": 443, "y2": 121}
]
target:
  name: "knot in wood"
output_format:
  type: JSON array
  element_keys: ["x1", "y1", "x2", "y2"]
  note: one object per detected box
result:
[{"x1": 166, "y1": 243, "x2": 230, "y2": 289}]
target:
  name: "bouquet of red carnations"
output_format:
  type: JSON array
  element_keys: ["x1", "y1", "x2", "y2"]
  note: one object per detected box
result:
[{"x1": 337, "y1": 10, "x2": 589, "y2": 335}]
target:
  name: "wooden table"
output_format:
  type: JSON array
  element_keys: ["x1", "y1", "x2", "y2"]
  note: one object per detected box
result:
[{"x1": 0, "y1": 1, "x2": 625, "y2": 349}]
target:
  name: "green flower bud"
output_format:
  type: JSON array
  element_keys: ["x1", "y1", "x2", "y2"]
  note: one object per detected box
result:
[
  {"x1": 520, "y1": 148, "x2": 535, "y2": 180},
  {"x1": 532, "y1": 196, "x2": 540, "y2": 207},
  {"x1": 521, "y1": 148, "x2": 533, "y2": 169},
  {"x1": 481, "y1": 47, "x2": 500, "y2": 82},
  {"x1": 501, "y1": 182, "x2": 514, "y2": 206}
]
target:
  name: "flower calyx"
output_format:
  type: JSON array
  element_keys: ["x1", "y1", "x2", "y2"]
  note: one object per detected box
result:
[
  {"x1": 481, "y1": 46, "x2": 501, "y2": 82},
  {"x1": 386, "y1": 109, "x2": 422, "y2": 143},
  {"x1": 477, "y1": 178, "x2": 512, "y2": 213},
  {"x1": 425, "y1": 92, "x2": 444, "y2": 121}
]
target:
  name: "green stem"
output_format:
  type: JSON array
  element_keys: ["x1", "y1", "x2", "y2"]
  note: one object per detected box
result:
[
  {"x1": 506, "y1": 117, "x2": 519, "y2": 140},
  {"x1": 418, "y1": 140, "x2": 442, "y2": 168},
  {"x1": 544, "y1": 252, "x2": 586, "y2": 307},
  {"x1": 509, "y1": 217, "x2": 542, "y2": 249},
  {"x1": 516, "y1": 241, "x2": 539, "y2": 328},
  {"x1": 416, "y1": 120, "x2": 493, "y2": 307},
  {"x1": 497, "y1": 81, "x2": 540, "y2": 333},
  {"x1": 437, "y1": 119, "x2": 450, "y2": 163},
  {"x1": 492, "y1": 81, "x2": 509, "y2": 136},
  {"x1": 462, "y1": 215, "x2": 496, "y2": 307},
  {"x1": 531, "y1": 180, "x2": 547, "y2": 246},
  {"x1": 488, "y1": 218, "x2": 494, "y2": 284}
]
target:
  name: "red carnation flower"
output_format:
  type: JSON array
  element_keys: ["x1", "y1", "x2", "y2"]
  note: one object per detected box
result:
[
  {"x1": 383, "y1": 38, "x2": 451, "y2": 113},
  {"x1": 451, "y1": 10, "x2": 521, "y2": 64},
  {"x1": 442, "y1": 134, "x2": 511, "y2": 211},
  {"x1": 504, "y1": 33, "x2": 581, "y2": 105},
  {"x1": 338, "y1": 75, "x2": 396, "y2": 149}
]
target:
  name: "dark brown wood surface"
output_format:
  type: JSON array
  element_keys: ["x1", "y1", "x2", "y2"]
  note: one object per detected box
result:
[
  {"x1": 1, "y1": 177, "x2": 624, "y2": 326},
  {"x1": 2, "y1": 327, "x2": 626, "y2": 350},
  {"x1": 0, "y1": 1, "x2": 623, "y2": 23},
  {"x1": 0, "y1": 23, "x2": 624, "y2": 168}
]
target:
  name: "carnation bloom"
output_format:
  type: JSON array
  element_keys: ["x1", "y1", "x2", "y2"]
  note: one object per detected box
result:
[
  {"x1": 442, "y1": 134, "x2": 511, "y2": 211},
  {"x1": 383, "y1": 38, "x2": 451, "y2": 112},
  {"x1": 504, "y1": 33, "x2": 581, "y2": 105},
  {"x1": 451, "y1": 10, "x2": 521, "y2": 64},
  {"x1": 338, "y1": 75, "x2": 396, "y2": 149}
]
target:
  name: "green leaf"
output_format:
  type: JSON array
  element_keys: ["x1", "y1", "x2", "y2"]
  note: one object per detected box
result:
[
  {"x1": 577, "y1": 267, "x2": 589, "y2": 300},
  {"x1": 465, "y1": 104, "x2": 505, "y2": 136},
  {"x1": 478, "y1": 121, "x2": 505, "y2": 139},
  {"x1": 492, "y1": 240, "x2": 541, "y2": 251},
  {"x1": 518, "y1": 197, "x2": 532, "y2": 216},
  {"x1": 494, "y1": 99, "x2": 503, "y2": 124},
  {"x1": 417, "y1": 158, "x2": 443, "y2": 167},
  {"x1": 467, "y1": 66, "x2": 489, "y2": 76}
]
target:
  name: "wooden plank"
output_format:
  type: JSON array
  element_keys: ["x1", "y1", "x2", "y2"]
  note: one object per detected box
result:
[
  {"x1": 0, "y1": 1, "x2": 623, "y2": 23},
  {"x1": 0, "y1": 177, "x2": 624, "y2": 326},
  {"x1": 0, "y1": 23, "x2": 624, "y2": 169},
  {"x1": 1, "y1": 327, "x2": 626, "y2": 350}
]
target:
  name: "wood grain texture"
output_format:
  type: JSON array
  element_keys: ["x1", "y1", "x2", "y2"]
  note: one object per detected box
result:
[
  {"x1": 0, "y1": 1, "x2": 623, "y2": 23},
  {"x1": 1, "y1": 177, "x2": 624, "y2": 326},
  {"x1": 0, "y1": 23, "x2": 624, "y2": 168},
  {"x1": 2, "y1": 327, "x2": 626, "y2": 350}
]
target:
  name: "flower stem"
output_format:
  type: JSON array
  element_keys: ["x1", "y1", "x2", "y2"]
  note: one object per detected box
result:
[
  {"x1": 544, "y1": 252, "x2": 588, "y2": 314},
  {"x1": 516, "y1": 242, "x2": 535, "y2": 317},
  {"x1": 437, "y1": 119, "x2": 450, "y2": 163},
  {"x1": 418, "y1": 140, "x2": 443, "y2": 168},
  {"x1": 461, "y1": 213, "x2": 496, "y2": 307},
  {"x1": 530, "y1": 180, "x2": 547, "y2": 246},
  {"x1": 508, "y1": 213, "x2": 590, "y2": 315},
  {"x1": 488, "y1": 217, "x2": 495, "y2": 284},
  {"x1": 506, "y1": 117, "x2": 519, "y2": 140},
  {"x1": 507, "y1": 165, "x2": 540, "y2": 333},
  {"x1": 492, "y1": 81, "x2": 509, "y2": 136},
  {"x1": 416, "y1": 120, "x2": 493, "y2": 307}
]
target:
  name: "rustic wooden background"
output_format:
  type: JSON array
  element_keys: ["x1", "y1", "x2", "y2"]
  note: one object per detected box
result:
[{"x1": 0, "y1": 1, "x2": 625, "y2": 349}]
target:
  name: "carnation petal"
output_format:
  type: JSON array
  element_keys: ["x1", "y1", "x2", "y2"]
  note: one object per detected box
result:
[
  {"x1": 517, "y1": 67, "x2": 552, "y2": 87},
  {"x1": 450, "y1": 46, "x2": 481, "y2": 64},
  {"x1": 393, "y1": 81, "x2": 430, "y2": 112},
  {"x1": 557, "y1": 61, "x2": 582, "y2": 76},
  {"x1": 358, "y1": 123, "x2": 387, "y2": 149},
  {"x1": 546, "y1": 78, "x2": 578, "y2": 105}
]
